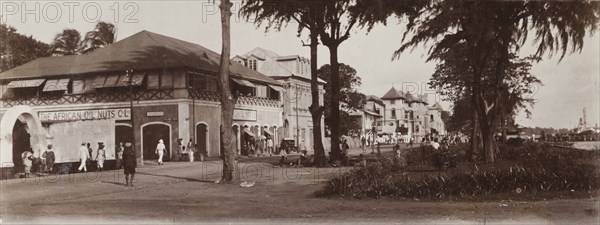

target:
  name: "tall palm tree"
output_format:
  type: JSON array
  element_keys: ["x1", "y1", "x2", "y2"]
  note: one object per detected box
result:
[
  {"x1": 80, "y1": 22, "x2": 116, "y2": 54},
  {"x1": 49, "y1": 29, "x2": 81, "y2": 56}
]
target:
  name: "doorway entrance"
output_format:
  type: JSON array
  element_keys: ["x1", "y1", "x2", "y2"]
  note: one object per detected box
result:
[
  {"x1": 12, "y1": 119, "x2": 31, "y2": 173},
  {"x1": 142, "y1": 123, "x2": 171, "y2": 161},
  {"x1": 195, "y1": 123, "x2": 208, "y2": 157}
]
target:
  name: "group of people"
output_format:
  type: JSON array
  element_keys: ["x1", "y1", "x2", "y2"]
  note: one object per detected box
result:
[
  {"x1": 155, "y1": 138, "x2": 207, "y2": 165},
  {"x1": 243, "y1": 137, "x2": 274, "y2": 157},
  {"x1": 77, "y1": 142, "x2": 108, "y2": 172},
  {"x1": 19, "y1": 144, "x2": 56, "y2": 178}
]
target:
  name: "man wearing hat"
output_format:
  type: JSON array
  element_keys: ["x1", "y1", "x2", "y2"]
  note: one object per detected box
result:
[
  {"x1": 78, "y1": 142, "x2": 90, "y2": 172},
  {"x1": 95, "y1": 142, "x2": 106, "y2": 172},
  {"x1": 123, "y1": 142, "x2": 137, "y2": 186}
]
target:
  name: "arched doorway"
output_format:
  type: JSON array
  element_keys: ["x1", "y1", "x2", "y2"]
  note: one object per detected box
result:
[
  {"x1": 195, "y1": 122, "x2": 208, "y2": 157},
  {"x1": 12, "y1": 119, "x2": 31, "y2": 173},
  {"x1": 1, "y1": 106, "x2": 46, "y2": 172},
  {"x1": 232, "y1": 125, "x2": 240, "y2": 155},
  {"x1": 141, "y1": 122, "x2": 171, "y2": 161},
  {"x1": 115, "y1": 124, "x2": 133, "y2": 147}
]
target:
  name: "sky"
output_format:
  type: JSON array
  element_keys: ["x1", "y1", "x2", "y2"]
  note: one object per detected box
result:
[{"x1": 1, "y1": 0, "x2": 599, "y2": 129}]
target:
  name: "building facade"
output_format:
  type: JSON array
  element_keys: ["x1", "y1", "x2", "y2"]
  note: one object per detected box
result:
[
  {"x1": 233, "y1": 48, "x2": 325, "y2": 153},
  {"x1": 378, "y1": 86, "x2": 446, "y2": 143},
  {"x1": 0, "y1": 31, "x2": 284, "y2": 174}
]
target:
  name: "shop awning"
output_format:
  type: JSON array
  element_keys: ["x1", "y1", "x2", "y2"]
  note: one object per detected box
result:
[
  {"x1": 115, "y1": 72, "x2": 146, "y2": 87},
  {"x1": 88, "y1": 75, "x2": 107, "y2": 89},
  {"x1": 7, "y1": 79, "x2": 46, "y2": 88},
  {"x1": 42, "y1": 78, "x2": 69, "y2": 92},
  {"x1": 103, "y1": 74, "x2": 121, "y2": 87},
  {"x1": 244, "y1": 129, "x2": 255, "y2": 138},
  {"x1": 268, "y1": 84, "x2": 284, "y2": 92},
  {"x1": 232, "y1": 78, "x2": 256, "y2": 88},
  {"x1": 263, "y1": 129, "x2": 274, "y2": 137}
]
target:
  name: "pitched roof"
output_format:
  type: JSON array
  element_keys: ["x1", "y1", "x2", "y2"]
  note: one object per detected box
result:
[
  {"x1": 366, "y1": 95, "x2": 384, "y2": 106},
  {"x1": 381, "y1": 87, "x2": 405, "y2": 100},
  {"x1": 0, "y1": 30, "x2": 281, "y2": 86},
  {"x1": 241, "y1": 47, "x2": 280, "y2": 60}
]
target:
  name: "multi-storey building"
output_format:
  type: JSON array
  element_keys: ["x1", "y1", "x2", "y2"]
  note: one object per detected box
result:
[
  {"x1": 378, "y1": 86, "x2": 445, "y2": 142},
  {"x1": 0, "y1": 31, "x2": 285, "y2": 175},
  {"x1": 348, "y1": 95, "x2": 385, "y2": 137},
  {"x1": 232, "y1": 48, "x2": 325, "y2": 152}
]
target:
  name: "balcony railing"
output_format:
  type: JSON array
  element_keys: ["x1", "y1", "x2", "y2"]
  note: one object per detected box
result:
[
  {"x1": 237, "y1": 95, "x2": 280, "y2": 108},
  {"x1": 2, "y1": 88, "x2": 281, "y2": 108},
  {"x1": 2, "y1": 89, "x2": 176, "y2": 107}
]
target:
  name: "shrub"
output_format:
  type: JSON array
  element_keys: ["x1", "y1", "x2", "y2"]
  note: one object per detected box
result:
[{"x1": 321, "y1": 143, "x2": 600, "y2": 199}]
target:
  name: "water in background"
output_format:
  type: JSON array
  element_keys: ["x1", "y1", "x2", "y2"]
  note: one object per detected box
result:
[{"x1": 572, "y1": 141, "x2": 600, "y2": 150}]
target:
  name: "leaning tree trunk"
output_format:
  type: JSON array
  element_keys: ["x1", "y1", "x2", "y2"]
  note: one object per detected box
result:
[
  {"x1": 218, "y1": 0, "x2": 237, "y2": 183},
  {"x1": 327, "y1": 43, "x2": 342, "y2": 163},
  {"x1": 308, "y1": 28, "x2": 327, "y2": 167}
]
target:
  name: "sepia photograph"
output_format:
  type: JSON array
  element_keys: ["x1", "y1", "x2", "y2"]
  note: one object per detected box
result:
[{"x1": 0, "y1": 0, "x2": 599, "y2": 224}]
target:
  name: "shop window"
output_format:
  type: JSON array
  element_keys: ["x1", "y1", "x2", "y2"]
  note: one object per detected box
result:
[
  {"x1": 147, "y1": 72, "x2": 160, "y2": 89},
  {"x1": 160, "y1": 71, "x2": 174, "y2": 89},
  {"x1": 71, "y1": 79, "x2": 85, "y2": 94},
  {"x1": 190, "y1": 76, "x2": 217, "y2": 92}
]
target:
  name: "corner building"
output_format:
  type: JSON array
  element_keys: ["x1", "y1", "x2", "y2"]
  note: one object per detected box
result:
[{"x1": 0, "y1": 31, "x2": 284, "y2": 174}]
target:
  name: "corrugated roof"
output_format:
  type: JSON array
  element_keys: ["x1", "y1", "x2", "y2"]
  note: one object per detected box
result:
[
  {"x1": 381, "y1": 87, "x2": 404, "y2": 100},
  {"x1": 366, "y1": 95, "x2": 384, "y2": 106},
  {"x1": 0, "y1": 30, "x2": 282, "y2": 86},
  {"x1": 241, "y1": 47, "x2": 280, "y2": 60}
]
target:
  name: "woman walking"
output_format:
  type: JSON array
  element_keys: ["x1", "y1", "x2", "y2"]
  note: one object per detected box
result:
[{"x1": 96, "y1": 142, "x2": 106, "y2": 172}]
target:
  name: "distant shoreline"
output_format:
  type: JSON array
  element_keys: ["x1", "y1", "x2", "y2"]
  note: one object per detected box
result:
[{"x1": 572, "y1": 141, "x2": 600, "y2": 150}]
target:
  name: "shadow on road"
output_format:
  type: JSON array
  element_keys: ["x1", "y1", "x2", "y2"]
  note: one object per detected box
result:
[
  {"x1": 101, "y1": 181, "x2": 128, "y2": 186},
  {"x1": 136, "y1": 172, "x2": 214, "y2": 183}
]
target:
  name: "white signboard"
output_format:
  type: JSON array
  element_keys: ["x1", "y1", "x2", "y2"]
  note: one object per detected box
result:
[
  {"x1": 233, "y1": 109, "x2": 257, "y2": 121},
  {"x1": 39, "y1": 108, "x2": 131, "y2": 122},
  {"x1": 46, "y1": 120, "x2": 116, "y2": 163}
]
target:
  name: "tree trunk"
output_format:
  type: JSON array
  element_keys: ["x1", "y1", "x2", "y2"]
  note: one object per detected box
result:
[
  {"x1": 478, "y1": 112, "x2": 496, "y2": 163},
  {"x1": 469, "y1": 101, "x2": 478, "y2": 162},
  {"x1": 308, "y1": 28, "x2": 327, "y2": 167},
  {"x1": 218, "y1": 0, "x2": 237, "y2": 183},
  {"x1": 327, "y1": 43, "x2": 341, "y2": 163}
]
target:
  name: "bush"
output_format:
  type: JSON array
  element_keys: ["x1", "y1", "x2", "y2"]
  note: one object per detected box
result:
[
  {"x1": 405, "y1": 144, "x2": 468, "y2": 171},
  {"x1": 320, "y1": 143, "x2": 600, "y2": 200}
]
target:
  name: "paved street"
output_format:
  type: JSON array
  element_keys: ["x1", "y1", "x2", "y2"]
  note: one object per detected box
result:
[{"x1": 1, "y1": 152, "x2": 598, "y2": 224}]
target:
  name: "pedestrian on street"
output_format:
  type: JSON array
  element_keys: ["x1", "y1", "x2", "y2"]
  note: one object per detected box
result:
[
  {"x1": 78, "y1": 142, "x2": 90, "y2": 172},
  {"x1": 123, "y1": 142, "x2": 137, "y2": 186},
  {"x1": 43, "y1": 144, "x2": 55, "y2": 173},
  {"x1": 187, "y1": 138, "x2": 195, "y2": 162},
  {"x1": 21, "y1": 150, "x2": 34, "y2": 178},
  {"x1": 96, "y1": 142, "x2": 106, "y2": 171},
  {"x1": 87, "y1": 143, "x2": 95, "y2": 170},
  {"x1": 267, "y1": 138, "x2": 274, "y2": 156},
  {"x1": 116, "y1": 142, "x2": 124, "y2": 169},
  {"x1": 156, "y1": 139, "x2": 166, "y2": 165}
]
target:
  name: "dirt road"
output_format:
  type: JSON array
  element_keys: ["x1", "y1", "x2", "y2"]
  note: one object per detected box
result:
[{"x1": 1, "y1": 159, "x2": 597, "y2": 224}]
